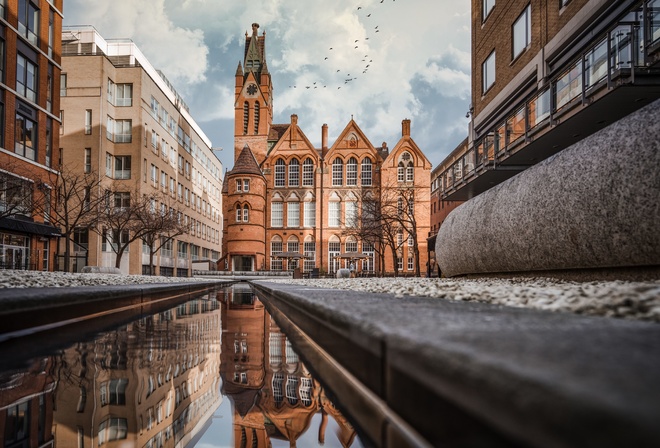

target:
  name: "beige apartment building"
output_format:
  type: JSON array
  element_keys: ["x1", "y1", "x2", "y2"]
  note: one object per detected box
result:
[{"x1": 59, "y1": 27, "x2": 223, "y2": 275}]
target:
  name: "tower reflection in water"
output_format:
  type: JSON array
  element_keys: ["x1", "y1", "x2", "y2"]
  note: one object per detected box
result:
[
  {"x1": 219, "y1": 282, "x2": 361, "y2": 448},
  {"x1": 0, "y1": 284, "x2": 360, "y2": 448}
]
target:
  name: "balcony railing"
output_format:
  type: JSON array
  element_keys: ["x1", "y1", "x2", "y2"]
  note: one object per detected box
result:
[{"x1": 439, "y1": 3, "x2": 659, "y2": 198}]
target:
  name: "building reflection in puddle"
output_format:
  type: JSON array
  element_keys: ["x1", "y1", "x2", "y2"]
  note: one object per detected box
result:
[
  {"x1": 0, "y1": 290, "x2": 223, "y2": 448},
  {"x1": 217, "y1": 282, "x2": 362, "y2": 448},
  {"x1": 0, "y1": 283, "x2": 361, "y2": 448}
]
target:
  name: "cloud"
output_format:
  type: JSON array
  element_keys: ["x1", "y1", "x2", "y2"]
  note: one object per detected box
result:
[
  {"x1": 64, "y1": 0, "x2": 472, "y2": 170},
  {"x1": 64, "y1": 0, "x2": 209, "y2": 88}
]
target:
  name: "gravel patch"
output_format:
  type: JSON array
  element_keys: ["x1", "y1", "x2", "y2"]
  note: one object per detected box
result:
[
  {"x1": 0, "y1": 270, "x2": 214, "y2": 289},
  {"x1": 268, "y1": 277, "x2": 660, "y2": 322},
  {"x1": 2, "y1": 271, "x2": 659, "y2": 322}
]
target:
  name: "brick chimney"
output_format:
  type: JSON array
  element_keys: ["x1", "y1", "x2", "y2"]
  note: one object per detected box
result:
[
  {"x1": 402, "y1": 118, "x2": 411, "y2": 137},
  {"x1": 291, "y1": 114, "x2": 298, "y2": 141},
  {"x1": 322, "y1": 123, "x2": 328, "y2": 150}
]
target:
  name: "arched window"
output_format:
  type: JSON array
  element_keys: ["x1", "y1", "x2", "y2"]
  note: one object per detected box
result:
[
  {"x1": 303, "y1": 235, "x2": 316, "y2": 273},
  {"x1": 236, "y1": 204, "x2": 242, "y2": 222},
  {"x1": 287, "y1": 236, "x2": 300, "y2": 269},
  {"x1": 243, "y1": 101, "x2": 249, "y2": 135},
  {"x1": 271, "y1": 236, "x2": 283, "y2": 270},
  {"x1": 332, "y1": 158, "x2": 343, "y2": 186},
  {"x1": 361, "y1": 157, "x2": 372, "y2": 186},
  {"x1": 345, "y1": 236, "x2": 358, "y2": 253},
  {"x1": 303, "y1": 158, "x2": 314, "y2": 186},
  {"x1": 288, "y1": 158, "x2": 300, "y2": 187},
  {"x1": 398, "y1": 152, "x2": 413, "y2": 182},
  {"x1": 397, "y1": 162, "x2": 405, "y2": 182},
  {"x1": 243, "y1": 205, "x2": 249, "y2": 222},
  {"x1": 397, "y1": 197, "x2": 404, "y2": 217},
  {"x1": 254, "y1": 102, "x2": 260, "y2": 134},
  {"x1": 275, "y1": 159, "x2": 285, "y2": 187},
  {"x1": 328, "y1": 235, "x2": 341, "y2": 274},
  {"x1": 346, "y1": 157, "x2": 358, "y2": 186}
]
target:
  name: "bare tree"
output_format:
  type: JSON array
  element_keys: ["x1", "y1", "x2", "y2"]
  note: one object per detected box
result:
[
  {"x1": 95, "y1": 185, "x2": 149, "y2": 269},
  {"x1": 138, "y1": 194, "x2": 190, "y2": 275},
  {"x1": 40, "y1": 166, "x2": 105, "y2": 272},
  {"x1": 380, "y1": 180, "x2": 429, "y2": 276},
  {"x1": 344, "y1": 192, "x2": 388, "y2": 276}
]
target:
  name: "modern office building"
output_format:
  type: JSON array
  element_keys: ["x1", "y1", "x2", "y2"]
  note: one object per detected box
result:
[
  {"x1": 435, "y1": 0, "x2": 660, "y2": 202},
  {"x1": 0, "y1": 0, "x2": 63, "y2": 271},
  {"x1": 222, "y1": 23, "x2": 431, "y2": 276},
  {"x1": 59, "y1": 27, "x2": 223, "y2": 275}
]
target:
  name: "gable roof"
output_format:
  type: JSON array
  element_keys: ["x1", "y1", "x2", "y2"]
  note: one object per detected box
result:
[{"x1": 325, "y1": 118, "x2": 380, "y2": 160}]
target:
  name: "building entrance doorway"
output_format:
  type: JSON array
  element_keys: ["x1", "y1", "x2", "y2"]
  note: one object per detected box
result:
[
  {"x1": 0, "y1": 233, "x2": 30, "y2": 270},
  {"x1": 232, "y1": 255, "x2": 253, "y2": 271}
]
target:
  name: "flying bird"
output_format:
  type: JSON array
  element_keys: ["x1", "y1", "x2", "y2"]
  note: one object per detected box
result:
[
  {"x1": 358, "y1": 6, "x2": 362, "y2": 9},
  {"x1": 355, "y1": 39, "x2": 359, "y2": 42},
  {"x1": 367, "y1": 14, "x2": 371, "y2": 17}
]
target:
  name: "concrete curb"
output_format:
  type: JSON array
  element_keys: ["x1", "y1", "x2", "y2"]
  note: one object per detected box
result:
[
  {"x1": 0, "y1": 280, "x2": 232, "y2": 337},
  {"x1": 250, "y1": 280, "x2": 660, "y2": 448}
]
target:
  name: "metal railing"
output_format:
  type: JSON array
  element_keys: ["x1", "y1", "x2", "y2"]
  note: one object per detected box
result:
[{"x1": 439, "y1": 5, "x2": 659, "y2": 198}]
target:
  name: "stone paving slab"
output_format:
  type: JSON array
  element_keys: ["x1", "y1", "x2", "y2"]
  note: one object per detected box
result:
[{"x1": 251, "y1": 280, "x2": 660, "y2": 448}]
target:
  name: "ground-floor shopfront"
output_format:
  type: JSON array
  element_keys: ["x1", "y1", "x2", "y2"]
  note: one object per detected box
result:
[{"x1": 0, "y1": 217, "x2": 61, "y2": 271}]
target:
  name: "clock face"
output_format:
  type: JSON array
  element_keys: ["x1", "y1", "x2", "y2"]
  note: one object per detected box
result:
[{"x1": 247, "y1": 83, "x2": 258, "y2": 96}]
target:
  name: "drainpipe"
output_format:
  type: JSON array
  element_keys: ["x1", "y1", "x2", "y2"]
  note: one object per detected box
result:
[{"x1": 319, "y1": 123, "x2": 327, "y2": 272}]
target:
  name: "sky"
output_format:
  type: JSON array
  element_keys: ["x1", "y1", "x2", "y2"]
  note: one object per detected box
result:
[{"x1": 62, "y1": 0, "x2": 472, "y2": 173}]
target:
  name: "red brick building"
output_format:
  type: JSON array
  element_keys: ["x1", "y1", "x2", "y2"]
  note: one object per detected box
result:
[
  {"x1": 222, "y1": 23, "x2": 431, "y2": 276},
  {"x1": 436, "y1": 0, "x2": 660, "y2": 202},
  {"x1": 0, "y1": 0, "x2": 63, "y2": 271}
]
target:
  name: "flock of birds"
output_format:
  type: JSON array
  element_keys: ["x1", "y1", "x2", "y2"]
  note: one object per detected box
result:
[{"x1": 288, "y1": 1, "x2": 398, "y2": 91}]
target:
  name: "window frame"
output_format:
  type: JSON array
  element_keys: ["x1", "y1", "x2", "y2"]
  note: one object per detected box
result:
[
  {"x1": 274, "y1": 159, "x2": 285, "y2": 187},
  {"x1": 332, "y1": 158, "x2": 343, "y2": 186},
  {"x1": 482, "y1": 50, "x2": 496, "y2": 93},
  {"x1": 14, "y1": 112, "x2": 37, "y2": 161},
  {"x1": 17, "y1": 0, "x2": 40, "y2": 46},
  {"x1": 302, "y1": 158, "x2": 314, "y2": 186},
  {"x1": 16, "y1": 53, "x2": 38, "y2": 102},
  {"x1": 288, "y1": 158, "x2": 300, "y2": 187},
  {"x1": 271, "y1": 202, "x2": 283, "y2": 227},
  {"x1": 512, "y1": 5, "x2": 532, "y2": 60},
  {"x1": 483, "y1": 0, "x2": 495, "y2": 21},
  {"x1": 287, "y1": 201, "x2": 300, "y2": 227},
  {"x1": 346, "y1": 157, "x2": 358, "y2": 186},
  {"x1": 361, "y1": 158, "x2": 372, "y2": 186}
]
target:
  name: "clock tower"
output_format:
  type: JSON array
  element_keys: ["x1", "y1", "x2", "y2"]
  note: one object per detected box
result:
[{"x1": 234, "y1": 23, "x2": 273, "y2": 165}]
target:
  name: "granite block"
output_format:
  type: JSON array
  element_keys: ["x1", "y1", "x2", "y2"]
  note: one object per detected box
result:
[{"x1": 437, "y1": 98, "x2": 660, "y2": 277}]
